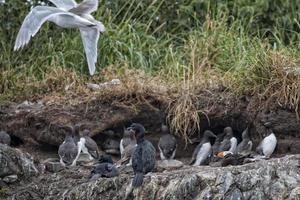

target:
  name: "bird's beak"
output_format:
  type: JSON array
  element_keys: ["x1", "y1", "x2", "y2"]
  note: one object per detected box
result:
[
  {"x1": 126, "y1": 127, "x2": 135, "y2": 135},
  {"x1": 209, "y1": 132, "x2": 217, "y2": 138},
  {"x1": 264, "y1": 122, "x2": 272, "y2": 127}
]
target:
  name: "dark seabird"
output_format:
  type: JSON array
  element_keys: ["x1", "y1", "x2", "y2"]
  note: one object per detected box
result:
[
  {"x1": 236, "y1": 127, "x2": 253, "y2": 155},
  {"x1": 58, "y1": 126, "x2": 78, "y2": 167},
  {"x1": 211, "y1": 132, "x2": 225, "y2": 156},
  {"x1": 190, "y1": 130, "x2": 217, "y2": 166},
  {"x1": 90, "y1": 154, "x2": 119, "y2": 180},
  {"x1": 218, "y1": 127, "x2": 237, "y2": 154},
  {"x1": 80, "y1": 129, "x2": 100, "y2": 160},
  {"x1": 130, "y1": 123, "x2": 156, "y2": 188},
  {"x1": 158, "y1": 125, "x2": 177, "y2": 160},
  {"x1": 256, "y1": 128, "x2": 277, "y2": 158},
  {"x1": 0, "y1": 131, "x2": 11, "y2": 145},
  {"x1": 120, "y1": 127, "x2": 137, "y2": 156}
]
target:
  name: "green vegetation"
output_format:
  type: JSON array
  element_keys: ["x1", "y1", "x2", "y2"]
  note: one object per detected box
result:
[{"x1": 0, "y1": 1, "x2": 299, "y2": 128}]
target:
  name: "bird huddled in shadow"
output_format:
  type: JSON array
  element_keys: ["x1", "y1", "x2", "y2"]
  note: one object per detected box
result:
[
  {"x1": 211, "y1": 132, "x2": 225, "y2": 156},
  {"x1": 0, "y1": 130, "x2": 11, "y2": 146},
  {"x1": 219, "y1": 127, "x2": 237, "y2": 154},
  {"x1": 14, "y1": 0, "x2": 105, "y2": 75},
  {"x1": 116, "y1": 127, "x2": 137, "y2": 167},
  {"x1": 58, "y1": 126, "x2": 78, "y2": 167},
  {"x1": 158, "y1": 124, "x2": 177, "y2": 160},
  {"x1": 236, "y1": 126, "x2": 253, "y2": 155},
  {"x1": 130, "y1": 123, "x2": 156, "y2": 188},
  {"x1": 190, "y1": 130, "x2": 217, "y2": 166},
  {"x1": 256, "y1": 125, "x2": 277, "y2": 158},
  {"x1": 89, "y1": 154, "x2": 119, "y2": 180}
]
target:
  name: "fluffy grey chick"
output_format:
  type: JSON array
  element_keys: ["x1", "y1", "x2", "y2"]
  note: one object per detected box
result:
[
  {"x1": 0, "y1": 131, "x2": 11, "y2": 145},
  {"x1": 236, "y1": 127, "x2": 253, "y2": 155},
  {"x1": 158, "y1": 125, "x2": 177, "y2": 160}
]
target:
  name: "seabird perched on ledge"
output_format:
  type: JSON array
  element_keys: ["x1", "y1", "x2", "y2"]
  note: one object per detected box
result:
[
  {"x1": 256, "y1": 127, "x2": 277, "y2": 158},
  {"x1": 58, "y1": 126, "x2": 78, "y2": 167},
  {"x1": 211, "y1": 132, "x2": 225, "y2": 156},
  {"x1": 130, "y1": 123, "x2": 156, "y2": 188},
  {"x1": 73, "y1": 124, "x2": 100, "y2": 162},
  {"x1": 158, "y1": 124, "x2": 177, "y2": 160},
  {"x1": 236, "y1": 127, "x2": 253, "y2": 155},
  {"x1": 120, "y1": 127, "x2": 137, "y2": 157},
  {"x1": 219, "y1": 127, "x2": 237, "y2": 154},
  {"x1": 116, "y1": 127, "x2": 137, "y2": 167},
  {"x1": 190, "y1": 130, "x2": 217, "y2": 166}
]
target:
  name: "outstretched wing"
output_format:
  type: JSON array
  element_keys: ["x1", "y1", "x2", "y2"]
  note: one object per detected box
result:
[
  {"x1": 69, "y1": 0, "x2": 98, "y2": 14},
  {"x1": 80, "y1": 27, "x2": 100, "y2": 75},
  {"x1": 14, "y1": 6, "x2": 66, "y2": 51},
  {"x1": 48, "y1": 0, "x2": 77, "y2": 10}
]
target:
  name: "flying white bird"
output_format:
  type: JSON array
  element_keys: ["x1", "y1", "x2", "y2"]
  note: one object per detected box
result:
[{"x1": 14, "y1": 0, "x2": 105, "y2": 75}]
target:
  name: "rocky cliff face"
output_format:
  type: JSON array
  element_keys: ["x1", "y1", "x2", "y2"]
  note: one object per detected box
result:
[{"x1": 1, "y1": 143, "x2": 299, "y2": 200}]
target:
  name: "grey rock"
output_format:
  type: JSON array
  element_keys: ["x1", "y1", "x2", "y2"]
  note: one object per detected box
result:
[
  {"x1": 3, "y1": 174, "x2": 18, "y2": 183},
  {"x1": 44, "y1": 161, "x2": 64, "y2": 173},
  {"x1": 0, "y1": 144, "x2": 39, "y2": 179},
  {"x1": 4, "y1": 154, "x2": 300, "y2": 200},
  {"x1": 157, "y1": 159, "x2": 184, "y2": 171}
]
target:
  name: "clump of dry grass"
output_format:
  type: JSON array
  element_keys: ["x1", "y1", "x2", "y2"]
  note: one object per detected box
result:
[
  {"x1": 166, "y1": 88, "x2": 200, "y2": 144},
  {"x1": 258, "y1": 51, "x2": 300, "y2": 117}
]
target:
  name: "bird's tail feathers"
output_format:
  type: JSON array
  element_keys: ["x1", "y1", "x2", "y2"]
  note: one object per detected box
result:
[{"x1": 132, "y1": 172, "x2": 144, "y2": 188}]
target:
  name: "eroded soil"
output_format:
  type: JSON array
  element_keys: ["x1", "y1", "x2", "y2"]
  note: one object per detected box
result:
[{"x1": 0, "y1": 89, "x2": 300, "y2": 199}]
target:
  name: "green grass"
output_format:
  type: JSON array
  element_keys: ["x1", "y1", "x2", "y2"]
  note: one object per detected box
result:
[{"x1": 0, "y1": 0, "x2": 299, "y2": 112}]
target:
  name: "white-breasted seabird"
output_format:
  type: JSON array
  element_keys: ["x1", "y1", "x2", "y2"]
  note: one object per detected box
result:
[
  {"x1": 158, "y1": 124, "x2": 177, "y2": 160},
  {"x1": 256, "y1": 128, "x2": 277, "y2": 158},
  {"x1": 219, "y1": 127, "x2": 237, "y2": 154},
  {"x1": 58, "y1": 126, "x2": 78, "y2": 167},
  {"x1": 0, "y1": 131, "x2": 11, "y2": 145},
  {"x1": 78, "y1": 129, "x2": 100, "y2": 160},
  {"x1": 190, "y1": 130, "x2": 217, "y2": 166},
  {"x1": 130, "y1": 123, "x2": 156, "y2": 188},
  {"x1": 236, "y1": 127, "x2": 253, "y2": 154}
]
